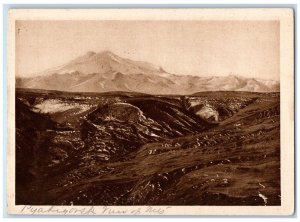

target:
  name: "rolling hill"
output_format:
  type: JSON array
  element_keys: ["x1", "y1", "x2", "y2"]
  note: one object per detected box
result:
[{"x1": 15, "y1": 89, "x2": 280, "y2": 205}]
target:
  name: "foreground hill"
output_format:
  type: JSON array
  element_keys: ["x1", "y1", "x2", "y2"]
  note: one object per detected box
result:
[
  {"x1": 16, "y1": 51, "x2": 279, "y2": 94},
  {"x1": 15, "y1": 89, "x2": 280, "y2": 205}
]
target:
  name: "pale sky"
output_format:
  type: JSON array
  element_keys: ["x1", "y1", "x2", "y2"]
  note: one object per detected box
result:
[{"x1": 16, "y1": 20, "x2": 279, "y2": 80}]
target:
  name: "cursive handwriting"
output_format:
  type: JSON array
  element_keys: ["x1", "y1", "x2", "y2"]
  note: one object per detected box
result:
[
  {"x1": 21, "y1": 205, "x2": 96, "y2": 215},
  {"x1": 20, "y1": 205, "x2": 172, "y2": 215}
]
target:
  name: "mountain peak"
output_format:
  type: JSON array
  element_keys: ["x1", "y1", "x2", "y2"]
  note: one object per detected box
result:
[
  {"x1": 38, "y1": 50, "x2": 166, "y2": 77},
  {"x1": 81, "y1": 50, "x2": 116, "y2": 60},
  {"x1": 19, "y1": 51, "x2": 279, "y2": 93},
  {"x1": 97, "y1": 50, "x2": 121, "y2": 60},
  {"x1": 227, "y1": 74, "x2": 240, "y2": 78},
  {"x1": 100, "y1": 50, "x2": 114, "y2": 55},
  {"x1": 159, "y1": 66, "x2": 166, "y2": 73},
  {"x1": 85, "y1": 51, "x2": 96, "y2": 57}
]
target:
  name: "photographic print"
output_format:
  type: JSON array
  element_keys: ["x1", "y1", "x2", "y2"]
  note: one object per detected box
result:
[{"x1": 7, "y1": 8, "x2": 294, "y2": 215}]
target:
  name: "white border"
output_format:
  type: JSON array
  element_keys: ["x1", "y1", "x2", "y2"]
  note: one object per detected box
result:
[{"x1": 6, "y1": 8, "x2": 294, "y2": 216}]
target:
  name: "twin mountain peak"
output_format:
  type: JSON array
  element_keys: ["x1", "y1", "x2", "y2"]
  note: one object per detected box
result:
[{"x1": 16, "y1": 51, "x2": 279, "y2": 94}]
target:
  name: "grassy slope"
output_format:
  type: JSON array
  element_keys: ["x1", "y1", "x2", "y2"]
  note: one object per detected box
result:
[{"x1": 15, "y1": 90, "x2": 280, "y2": 205}]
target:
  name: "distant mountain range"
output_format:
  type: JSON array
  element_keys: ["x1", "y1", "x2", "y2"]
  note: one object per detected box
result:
[{"x1": 16, "y1": 51, "x2": 279, "y2": 94}]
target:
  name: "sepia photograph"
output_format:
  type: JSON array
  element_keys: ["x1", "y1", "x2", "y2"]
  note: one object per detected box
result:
[{"x1": 6, "y1": 8, "x2": 294, "y2": 215}]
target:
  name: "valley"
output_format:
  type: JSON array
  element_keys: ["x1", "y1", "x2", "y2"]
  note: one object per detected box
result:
[{"x1": 15, "y1": 88, "x2": 280, "y2": 206}]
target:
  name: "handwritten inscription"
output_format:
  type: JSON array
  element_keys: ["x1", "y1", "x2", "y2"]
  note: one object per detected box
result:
[
  {"x1": 21, "y1": 206, "x2": 96, "y2": 215},
  {"x1": 21, "y1": 205, "x2": 172, "y2": 215}
]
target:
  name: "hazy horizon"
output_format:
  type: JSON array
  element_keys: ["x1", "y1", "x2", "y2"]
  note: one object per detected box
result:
[{"x1": 16, "y1": 20, "x2": 280, "y2": 81}]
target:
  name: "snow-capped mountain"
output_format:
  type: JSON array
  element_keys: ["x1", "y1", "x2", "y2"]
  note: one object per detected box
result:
[{"x1": 16, "y1": 51, "x2": 279, "y2": 94}]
